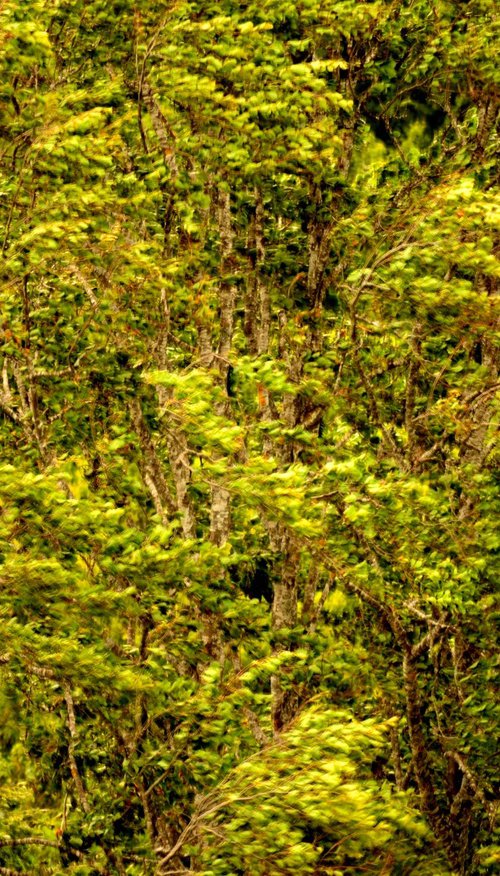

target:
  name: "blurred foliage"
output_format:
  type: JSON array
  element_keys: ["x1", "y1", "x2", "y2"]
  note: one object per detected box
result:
[{"x1": 0, "y1": 1, "x2": 498, "y2": 874}]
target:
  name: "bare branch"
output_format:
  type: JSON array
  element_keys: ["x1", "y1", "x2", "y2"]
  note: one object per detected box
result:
[
  {"x1": 446, "y1": 751, "x2": 497, "y2": 827},
  {"x1": 0, "y1": 867, "x2": 33, "y2": 876},
  {"x1": 243, "y1": 707, "x2": 269, "y2": 747},
  {"x1": 129, "y1": 397, "x2": 177, "y2": 524},
  {"x1": 0, "y1": 838, "x2": 59, "y2": 850},
  {"x1": 63, "y1": 683, "x2": 91, "y2": 814}
]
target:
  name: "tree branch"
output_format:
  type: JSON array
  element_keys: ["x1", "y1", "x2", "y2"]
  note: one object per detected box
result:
[
  {"x1": 63, "y1": 683, "x2": 90, "y2": 814},
  {"x1": 0, "y1": 838, "x2": 59, "y2": 849}
]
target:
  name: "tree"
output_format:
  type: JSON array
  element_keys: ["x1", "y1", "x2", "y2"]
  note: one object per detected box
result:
[{"x1": 0, "y1": 1, "x2": 498, "y2": 874}]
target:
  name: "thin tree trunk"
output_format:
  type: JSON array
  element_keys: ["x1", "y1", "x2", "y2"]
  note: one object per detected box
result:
[
  {"x1": 63, "y1": 684, "x2": 90, "y2": 815},
  {"x1": 270, "y1": 533, "x2": 300, "y2": 734},
  {"x1": 402, "y1": 651, "x2": 461, "y2": 872},
  {"x1": 209, "y1": 187, "x2": 236, "y2": 548}
]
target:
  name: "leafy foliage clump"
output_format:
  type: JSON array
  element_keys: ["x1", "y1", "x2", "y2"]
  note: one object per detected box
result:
[{"x1": 197, "y1": 709, "x2": 444, "y2": 876}]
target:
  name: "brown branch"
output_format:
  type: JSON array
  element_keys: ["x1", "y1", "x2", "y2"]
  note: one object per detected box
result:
[
  {"x1": 335, "y1": 573, "x2": 393, "y2": 623},
  {"x1": 129, "y1": 397, "x2": 177, "y2": 524},
  {"x1": 389, "y1": 720, "x2": 404, "y2": 790},
  {"x1": 347, "y1": 240, "x2": 427, "y2": 314},
  {"x1": 244, "y1": 189, "x2": 267, "y2": 355},
  {"x1": 216, "y1": 188, "x2": 236, "y2": 360},
  {"x1": 1, "y1": 147, "x2": 31, "y2": 256},
  {"x1": 69, "y1": 264, "x2": 99, "y2": 309},
  {"x1": 306, "y1": 213, "x2": 334, "y2": 310},
  {"x1": 243, "y1": 707, "x2": 269, "y2": 747},
  {"x1": 411, "y1": 618, "x2": 450, "y2": 660},
  {"x1": 402, "y1": 652, "x2": 460, "y2": 869},
  {"x1": 405, "y1": 324, "x2": 422, "y2": 463},
  {"x1": 0, "y1": 838, "x2": 59, "y2": 849},
  {"x1": 0, "y1": 655, "x2": 56, "y2": 680},
  {"x1": 352, "y1": 348, "x2": 402, "y2": 458},
  {"x1": 301, "y1": 564, "x2": 320, "y2": 624},
  {"x1": 209, "y1": 187, "x2": 237, "y2": 547},
  {"x1": 0, "y1": 867, "x2": 33, "y2": 876},
  {"x1": 0, "y1": 396, "x2": 20, "y2": 423},
  {"x1": 63, "y1": 683, "x2": 90, "y2": 814},
  {"x1": 402, "y1": 755, "x2": 415, "y2": 791},
  {"x1": 307, "y1": 576, "x2": 331, "y2": 634},
  {"x1": 446, "y1": 751, "x2": 497, "y2": 827},
  {"x1": 135, "y1": 18, "x2": 168, "y2": 156},
  {"x1": 163, "y1": 424, "x2": 196, "y2": 539},
  {"x1": 464, "y1": 381, "x2": 500, "y2": 407}
]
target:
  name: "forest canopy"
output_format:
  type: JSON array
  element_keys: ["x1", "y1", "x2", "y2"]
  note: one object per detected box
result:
[{"x1": 0, "y1": 1, "x2": 498, "y2": 874}]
